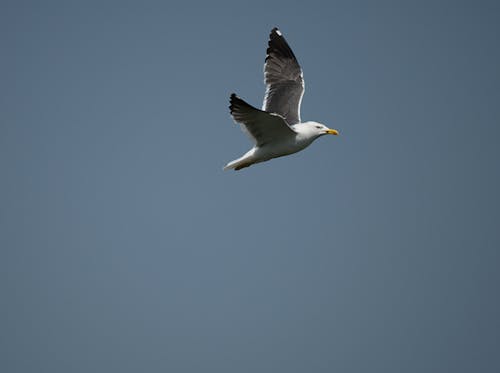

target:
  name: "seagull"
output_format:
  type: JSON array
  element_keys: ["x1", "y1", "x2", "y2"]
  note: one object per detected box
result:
[{"x1": 224, "y1": 27, "x2": 339, "y2": 171}]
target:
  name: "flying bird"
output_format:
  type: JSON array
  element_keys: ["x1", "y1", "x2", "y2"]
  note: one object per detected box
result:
[{"x1": 224, "y1": 27, "x2": 339, "y2": 171}]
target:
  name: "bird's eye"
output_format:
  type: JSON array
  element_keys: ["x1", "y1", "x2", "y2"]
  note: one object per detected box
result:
[{"x1": 315, "y1": 126, "x2": 321, "y2": 129}]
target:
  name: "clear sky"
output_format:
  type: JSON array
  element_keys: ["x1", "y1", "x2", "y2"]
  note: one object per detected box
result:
[{"x1": 1, "y1": 0, "x2": 499, "y2": 372}]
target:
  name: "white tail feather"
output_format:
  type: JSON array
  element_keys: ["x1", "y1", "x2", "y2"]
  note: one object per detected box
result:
[{"x1": 223, "y1": 150, "x2": 256, "y2": 171}]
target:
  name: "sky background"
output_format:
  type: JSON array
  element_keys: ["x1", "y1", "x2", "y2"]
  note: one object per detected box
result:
[{"x1": 1, "y1": 0, "x2": 500, "y2": 372}]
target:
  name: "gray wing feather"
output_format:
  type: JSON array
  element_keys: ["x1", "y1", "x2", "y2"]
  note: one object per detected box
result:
[
  {"x1": 229, "y1": 94, "x2": 296, "y2": 147},
  {"x1": 263, "y1": 28, "x2": 304, "y2": 125}
]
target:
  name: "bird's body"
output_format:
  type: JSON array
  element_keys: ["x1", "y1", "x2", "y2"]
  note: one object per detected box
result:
[
  {"x1": 224, "y1": 28, "x2": 339, "y2": 171},
  {"x1": 224, "y1": 120, "x2": 328, "y2": 170}
]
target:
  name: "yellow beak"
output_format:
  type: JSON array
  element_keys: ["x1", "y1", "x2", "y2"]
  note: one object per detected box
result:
[{"x1": 325, "y1": 129, "x2": 339, "y2": 135}]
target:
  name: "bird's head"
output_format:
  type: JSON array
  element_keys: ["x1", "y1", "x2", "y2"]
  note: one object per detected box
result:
[{"x1": 301, "y1": 121, "x2": 339, "y2": 138}]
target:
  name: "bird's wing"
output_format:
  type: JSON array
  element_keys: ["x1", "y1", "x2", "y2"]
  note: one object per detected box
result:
[
  {"x1": 230, "y1": 94, "x2": 296, "y2": 147},
  {"x1": 262, "y1": 28, "x2": 305, "y2": 125}
]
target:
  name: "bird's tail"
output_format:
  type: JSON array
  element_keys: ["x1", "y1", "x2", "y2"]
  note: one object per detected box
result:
[{"x1": 223, "y1": 154, "x2": 254, "y2": 171}]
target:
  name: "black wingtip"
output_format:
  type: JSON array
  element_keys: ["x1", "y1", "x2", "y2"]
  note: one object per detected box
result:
[
  {"x1": 266, "y1": 27, "x2": 297, "y2": 62},
  {"x1": 229, "y1": 93, "x2": 242, "y2": 115},
  {"x1": 229, "y1": 93, "x2": 236, "y2": 113},
  {"x1": 270, "y1": 27, "x2": 283, "y2": 39},
  {"x1": 229, "y1": 94, "x2": 256, "y2": 117},
  {"x1": 229, "y1": 93, "x2": 239, "y2": 106}
]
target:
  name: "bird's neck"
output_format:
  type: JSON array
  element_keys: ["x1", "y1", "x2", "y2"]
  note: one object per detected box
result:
[{"x1": 292, "y1": 126, "x2": 319, "y2": 146}]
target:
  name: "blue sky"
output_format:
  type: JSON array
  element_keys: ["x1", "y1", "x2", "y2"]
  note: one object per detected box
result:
[{"x1": 1, "y1": 1, "x2": 499, "y2": 372}]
